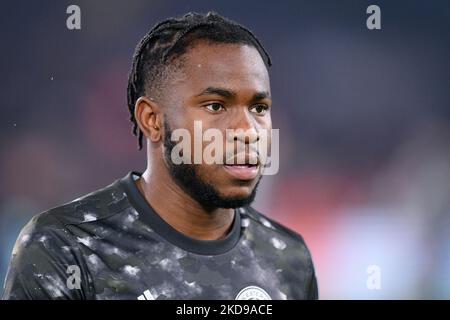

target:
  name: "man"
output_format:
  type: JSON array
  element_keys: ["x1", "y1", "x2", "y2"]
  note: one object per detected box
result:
[{"x1": 2, "y1": 12, "x2": 318, "y2": 300}]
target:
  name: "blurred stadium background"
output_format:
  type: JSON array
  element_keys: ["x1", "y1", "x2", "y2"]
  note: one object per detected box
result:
[{"x1": 0, "y1": 0, "x2": 449, "y2": 299}]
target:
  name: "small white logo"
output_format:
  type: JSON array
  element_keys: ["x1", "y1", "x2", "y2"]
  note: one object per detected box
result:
[
  {"x1": 66, "y1": 265, "x2": 81, "y2": 290},
  {"x1": 235, "y1": 286, "x2": 272, "y2": 300},
  {"x1": 66, "y1": 5, "x2": 81, "y2": 30},
  {"x1": 366, "y1": 5, "x2": 381, "y2": 30},
  {"x1": 137, "y1": 289, "x2": 155, "y2": 300}
]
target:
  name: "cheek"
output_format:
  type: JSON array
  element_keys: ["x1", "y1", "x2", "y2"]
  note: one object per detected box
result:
[
  {"x1": 194, "y1": 164, "x2": 239, "y2": 191},
  {"x1": 194, "y1": 163, "x2": 224, "y2": 182}
]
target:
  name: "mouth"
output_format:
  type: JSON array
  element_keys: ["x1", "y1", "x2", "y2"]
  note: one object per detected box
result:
[
  {"x1": 222, "y1": 152, "x2": 260, "y2": 180},
  {"x1": 223, "y1": 163, "x2": 259, "y2": 180}
]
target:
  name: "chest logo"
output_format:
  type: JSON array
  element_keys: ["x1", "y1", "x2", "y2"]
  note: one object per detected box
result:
[{"x1": 235, "y1": 286, "x2": 272, "y2": 300}]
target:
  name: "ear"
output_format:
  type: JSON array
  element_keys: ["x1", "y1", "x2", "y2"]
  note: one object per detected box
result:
[{"x1": 134, "y1": 96, "x2": 162, "y2": 142}]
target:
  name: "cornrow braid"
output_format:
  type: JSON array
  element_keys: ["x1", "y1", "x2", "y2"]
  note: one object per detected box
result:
[{"x1": 127, "y1": 12, "x2": 272, "y2": 150}]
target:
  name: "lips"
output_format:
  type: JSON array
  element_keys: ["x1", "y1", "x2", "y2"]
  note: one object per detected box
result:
[
  {"x1": 222, "y1": 152, "x2": 260, "y2": 180},
  {"x1": 223, "y1": 164, "x2": 259, "y2": 180},
  {"x1": 223, "y1": 153, "x2": 259, "y2": 180}
]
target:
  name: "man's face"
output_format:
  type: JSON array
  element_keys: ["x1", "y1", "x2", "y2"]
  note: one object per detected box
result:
[{"x1": 160, "y1": 41, "x2": 272, "y2": 209}]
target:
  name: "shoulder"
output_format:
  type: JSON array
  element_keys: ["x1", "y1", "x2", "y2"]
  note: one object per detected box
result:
[
  {"x1": 29, "y1": 178, "x2": 128, "y2": 231},
  {"x1": 15, "y1": 178, "x2": 129, "y2": 251},
  {"x1": 244, "y1": 206, "x2": 308, "y2": 245},
  {"x1": 242, "y1": 206, "x2": 314, "y2": 261},
  {"x1": 242, "y1": 206, "x2": 318, "y2": 299},
  {"x1": 0, "y1": 180, "x2": 128, "y2": 300}
]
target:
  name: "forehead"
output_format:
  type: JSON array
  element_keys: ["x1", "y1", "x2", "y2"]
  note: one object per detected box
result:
[{"x1": 172, "y1": 42, "x2": 270, "y2": 95}]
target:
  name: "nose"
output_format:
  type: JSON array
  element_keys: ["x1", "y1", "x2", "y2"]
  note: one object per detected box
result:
[{"x1": 228, "y1": 108, "x2": 260, "y2": 144}]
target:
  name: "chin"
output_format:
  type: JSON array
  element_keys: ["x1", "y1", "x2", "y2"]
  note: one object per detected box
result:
[{"x1": 220, "y1": 185, "x2": 255, "y2": 199}]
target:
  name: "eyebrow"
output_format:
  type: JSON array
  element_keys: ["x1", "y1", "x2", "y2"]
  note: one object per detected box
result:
[
  {"x1": 196, "y1": 86, "x2": 271, "y2": 101},
  {"x1": 252, "y1": 91, "x2": 271, "y2": 101},
  {"x1": 197, "y1": 87, "x2": 236, "y2": 99}
]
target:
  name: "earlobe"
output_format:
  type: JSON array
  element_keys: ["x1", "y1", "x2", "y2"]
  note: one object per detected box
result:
[{"x1": 134, "y1": 96, "x2": 162, "y2": 143}]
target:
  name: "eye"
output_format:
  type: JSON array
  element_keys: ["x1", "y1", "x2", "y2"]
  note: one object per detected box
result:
[
  {"x1": 250, "y1": 104, "x2": 269, "y2": 115},
  {"x1": 204, "y1": 102, "x2": 226, "y2": 113}
]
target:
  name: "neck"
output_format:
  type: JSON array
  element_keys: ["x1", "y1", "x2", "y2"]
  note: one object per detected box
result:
[{"x1": 136, "y1": 161, "x2": 234, "y2": 241}]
